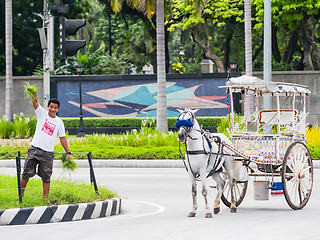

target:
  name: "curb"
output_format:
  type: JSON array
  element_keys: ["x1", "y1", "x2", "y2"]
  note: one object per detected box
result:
[
  {"x1": 0, "y1": 198, "x2": 121, "y2": 226},
  {"x1": 0, "y1": 159, "x2": 319, "y2": 168},
  {"x1": 0, "y1": 159, "x2": 185, "y2": 168}
]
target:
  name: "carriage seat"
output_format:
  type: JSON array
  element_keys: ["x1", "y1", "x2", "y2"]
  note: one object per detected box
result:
[{"x1": 258, "y1": 109, "x2": 297, "y2": 125}]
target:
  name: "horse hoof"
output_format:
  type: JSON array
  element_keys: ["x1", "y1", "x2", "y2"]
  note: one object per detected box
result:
[
  {"x1": 214, "y1": 207, "x2": 220, "y2": 214},
  {"x1": 205, "y1": 213, "x2": 212, "y2": 218},
  {"x1": 230, "y1": 208, "x2": 237, "y2": 213},
  {"x1": 188, "y1": 212, "x2": 196, "y2": 217}
]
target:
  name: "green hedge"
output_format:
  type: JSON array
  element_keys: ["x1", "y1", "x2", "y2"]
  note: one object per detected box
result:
[{"x1": 61, "y1": 117, "x2": 226, "y2": 128}]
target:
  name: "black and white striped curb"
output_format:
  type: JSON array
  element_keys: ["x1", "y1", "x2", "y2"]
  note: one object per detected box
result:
[{"x1": 0, "y1": 198, "x2": 121, "y2": 226}]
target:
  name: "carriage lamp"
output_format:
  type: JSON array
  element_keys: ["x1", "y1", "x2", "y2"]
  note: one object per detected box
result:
[
  {"x1": 76, "y1": 63, "x2": 85, "y2": 137},
  {"x1": 229, "y1": 60, "x2": 238, "y2": 72}
]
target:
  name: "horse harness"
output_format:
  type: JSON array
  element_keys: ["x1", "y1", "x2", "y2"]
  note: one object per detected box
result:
[{"x1": 179, "y1": 129, "x2": 227, "y2": 181}]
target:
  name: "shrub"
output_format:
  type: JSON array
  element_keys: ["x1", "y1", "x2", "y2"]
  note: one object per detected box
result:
[
  {"x1": 306, "y1": 124, "x2": 320, "y2": 160},
  {"x1": 0, "y1": 114, "x2": 36, "y2": 139},
  {"x1": 61, "y1": 117, "x2": 224, "y2": 128}
]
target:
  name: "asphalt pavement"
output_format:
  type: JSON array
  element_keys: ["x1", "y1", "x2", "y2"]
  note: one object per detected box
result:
[{"x1": 0, "y1": 167, "x2": 320, "y2": 240}]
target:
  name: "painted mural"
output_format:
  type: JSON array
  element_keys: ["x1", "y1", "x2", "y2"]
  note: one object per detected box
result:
[{"x1": 56, "y1": 77, "x2": 229, "y2": 118}]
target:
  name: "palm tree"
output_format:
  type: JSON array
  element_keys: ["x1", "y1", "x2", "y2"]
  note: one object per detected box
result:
[
  {"x1": 155, "y1": 0, "x2": 167, "y2": 132},
  {"x1": 5, "y1": 0, "x2": 13, "y2": 122}
]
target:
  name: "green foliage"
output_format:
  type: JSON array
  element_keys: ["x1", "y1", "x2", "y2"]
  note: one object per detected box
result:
[
  {"x1": 168, "y1": 0, "x2": 243, "y2": 31},
  {"x1": 0, "y1": 0, "x2": 43, "y2": 76},
  {"x1": 172, "y1": 62, "x2": 186, "y2": 74},
  {"x1": 185, "y1": 62, "x2": 202, "y2": 73},
  {"x1": 216, "y1": 116, "x2": 230, "y2": 135},
  {"x1": 61, "y1": 116, "x2": 223, "y2": 128},
  {"x1": 0, "y1": 114, "x2": 36, "y2": 139},
  {"x1": 54, "y1": 42, "x2": 132, "y2": 75},
  {"x1": 56, "y1": 153, "x2": 79, "y2": 172},
  {"x1": 24, "y1": 82, "x2": 38, "y2": 100},
  {"x1": 54, "y1": 127, "x2": 180, "y2": 159},
  {"x1": 1, "y1": 123, "x2": 319, "y2": 160},
  {"x1": 0, "y1": 118, "x2": 14, "y2": 139},
  {"x1": 0, "y1": 174, "x2": 117, "y2": 209}
]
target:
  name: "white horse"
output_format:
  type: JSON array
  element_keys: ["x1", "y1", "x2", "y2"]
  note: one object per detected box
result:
[{"x1": 176, "y1": 108, "x2": 236, "y2": 218}]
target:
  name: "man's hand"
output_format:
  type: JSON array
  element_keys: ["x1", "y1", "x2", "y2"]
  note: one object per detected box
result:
[{"x1": 66, "y1": 152, "x2": 72, "y2": 160}]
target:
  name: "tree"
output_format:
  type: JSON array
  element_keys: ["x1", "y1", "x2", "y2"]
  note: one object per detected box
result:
[
  {"x1": 5, "y1": 0, "x2": 13, "y2": 121},
  {"x1": 156, "y1": 0, "x2": 167, "y2": 132},
  {"x1": 253, "y1": 0, "x2": 320, "y2": 70},
  {"x1": 106, "y1": 0, "x2": 168, "y2": 131},
  {"x1": 0, "y1": 0, "x2": 43, "y2": 76},
  {"x1": 168, "y1": 0, "x2": 244, "y2": 72}
]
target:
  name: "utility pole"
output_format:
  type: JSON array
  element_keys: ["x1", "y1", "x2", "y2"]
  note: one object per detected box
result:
[
  {"x1": 42, "y1": 0, "x2": 53, "y2": 108},
  {"x1": 263, "y1": 0, "x2": 272, "y2": 133}
]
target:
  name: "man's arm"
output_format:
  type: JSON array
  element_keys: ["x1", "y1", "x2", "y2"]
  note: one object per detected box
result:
[
  {"x1": 60, "y1": 137, "x2": 72, "y2": 159},
  {"x1": 32, "y1": 92, "x2": 39, "y2": 110}
]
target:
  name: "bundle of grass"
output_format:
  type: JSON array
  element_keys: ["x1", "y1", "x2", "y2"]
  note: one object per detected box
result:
[
  {"x1": 24, "y1": 82, "x2": 38, "y2": 100},
  {"x1": 57, "y1": 152, "x2": 78, "y2": 171}
]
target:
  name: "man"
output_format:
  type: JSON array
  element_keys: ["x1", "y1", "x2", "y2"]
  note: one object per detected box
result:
[{"x1": 20, "y1": 91, "x2": 71, "y2": 202}]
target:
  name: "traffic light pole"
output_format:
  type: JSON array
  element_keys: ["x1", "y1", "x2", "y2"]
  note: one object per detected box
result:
[{"x1": 42, "y1": 0, "x2": 51, "y2": 108}]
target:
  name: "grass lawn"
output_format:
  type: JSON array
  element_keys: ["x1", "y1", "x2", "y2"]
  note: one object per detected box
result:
[{"x1": 0, "y1": 174, "x2": 118, "y2": 209}]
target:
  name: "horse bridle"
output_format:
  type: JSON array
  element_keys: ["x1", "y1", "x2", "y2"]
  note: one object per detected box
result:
[
  {"x1": 177, "y1": 111, "x2": 201, "y2": 140},
  {"x1": 177, "y1": 110, "x2": 225, "y2": 179}
]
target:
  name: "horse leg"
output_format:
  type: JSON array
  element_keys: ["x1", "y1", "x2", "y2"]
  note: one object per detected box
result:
[
  {"x1": 188, "y1": 178, "x2": 197, "y2": 217},
  {"x1": 224, "y1": 158, "x2": 237, "y2": 213},
  {"x1": 229, "y1": 179, "x2": 237, "y2": 213},
  {"x1": 211, "y1": 173, "x2": 225, "y2": 214},
  {"x1": 199, "y1": 168, "x2": 212, "y2": 218}
]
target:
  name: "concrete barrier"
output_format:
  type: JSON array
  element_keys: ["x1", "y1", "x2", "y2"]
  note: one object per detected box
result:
[{"x1": 0, "y1": 198, "x2": 121, "y2": 226}]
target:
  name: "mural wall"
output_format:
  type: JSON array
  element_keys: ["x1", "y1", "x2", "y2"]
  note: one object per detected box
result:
[{"x1": 54, "y1": 73, "x2": 238, "y2": 118}]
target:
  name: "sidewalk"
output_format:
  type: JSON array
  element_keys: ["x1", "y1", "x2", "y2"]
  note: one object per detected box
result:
[{"x1": 0, "y1": 159, "x2": 319, "y2": 169}]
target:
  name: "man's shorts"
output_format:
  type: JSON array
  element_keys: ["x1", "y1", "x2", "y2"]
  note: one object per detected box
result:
[{"x1": 21, "y1": 146, "x2": 54, "y2": 183}]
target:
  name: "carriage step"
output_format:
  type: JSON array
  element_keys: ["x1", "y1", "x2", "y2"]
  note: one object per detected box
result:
[{"x1": 249, "y1": 173, "x2": 281, "y2": 177}]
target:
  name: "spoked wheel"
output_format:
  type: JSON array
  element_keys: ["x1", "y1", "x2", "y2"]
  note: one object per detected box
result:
[
  {"x1": 221, "y1": 173, "x2": 248, "y2": 207},
  {"x1": 282, "y1": 142, "x2": 313, "y2": 210}
]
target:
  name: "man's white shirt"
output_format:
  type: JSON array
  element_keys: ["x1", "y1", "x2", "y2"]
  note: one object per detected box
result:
[{"x1": 31, "y1": 105, "x2": 66, "y2": 152}]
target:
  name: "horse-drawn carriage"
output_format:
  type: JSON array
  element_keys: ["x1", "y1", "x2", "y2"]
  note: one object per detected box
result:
[{"x1": 176, "y1": 75, "x2": 313, "y2": 217}]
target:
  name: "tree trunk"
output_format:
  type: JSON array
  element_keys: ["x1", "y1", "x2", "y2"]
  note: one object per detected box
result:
[
  {"x1": 192, "y1": 25, "x2": 224, "y2": 72},
  {"x1": 311, "y1": 42, "x2": 320, "y2": 70},
  {"x1": 284, "y1": 31, "x2": 299, "y2": 64},
  {"x1": 156, "y1": 0, "x2": 168, "y2": 132},
  {"x1": 253, "y1": 34, "x2": 263, "y2": 63},
  {"x1": 223, "y1": 32, "x2": 233, "y2": 70},
  {"x1": 309, "y1": 15, "x2": 320, "y2": 69},
  {"x1": 272, "y1": 25, "x2": 281, "y2": 63},
  {"x1": 298, "y1": 21, "x2": 314, "y2": 70},
  {"x1": 5, "y1": 0, "x2": 13, "y2": 122}
]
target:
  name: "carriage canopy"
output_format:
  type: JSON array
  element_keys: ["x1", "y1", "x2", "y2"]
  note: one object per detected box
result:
[{"x1": 222, "y1": 75, "x2": 311, "y2": 96}]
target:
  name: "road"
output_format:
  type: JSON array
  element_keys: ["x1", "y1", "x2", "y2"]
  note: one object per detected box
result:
[{"x1": 1, "y1": 167, "x2": 320, "y2": 240}]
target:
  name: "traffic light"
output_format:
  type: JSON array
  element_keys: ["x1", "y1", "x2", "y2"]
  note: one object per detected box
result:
[
  {"x1": 56, "y1": 0, "x2": 70, "y2": 13},
  {"x1": 59, "y1": 17, "x2": 86, "y2": 61}
]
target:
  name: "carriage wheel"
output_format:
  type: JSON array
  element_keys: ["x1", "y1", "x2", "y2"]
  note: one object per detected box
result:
[
  {"x1": 221, "y1": 176, "x2": 248, "y2": 208},
  {"x1": 282, "y1": 142, "x2": 313, "y2": 210}
]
